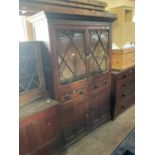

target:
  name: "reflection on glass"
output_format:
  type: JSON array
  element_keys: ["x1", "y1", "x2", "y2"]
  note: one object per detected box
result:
[
  {"x1": 89, "y1": 30, "x2": 109, "y2": 76},
  {"x1": 56, "y1": 30, "x2": 86, "y2": 85},
  {"x1": 19, "y1": 44, "x2": 40, "y2": 92}
]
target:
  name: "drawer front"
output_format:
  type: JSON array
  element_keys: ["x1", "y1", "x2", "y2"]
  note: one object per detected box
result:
[
  {"x1": 116, "y1": 76, "x2": 135, "y2": 92},
  {"x1": 114, "y1": 93, "x2": 135, "y2": 117},
  {"x1": 62, "y1": 87, "x2": 88, "y2": 102},
  {"x1": 119, "y1": 93, "x2": 135, "y2": 111},
  {"x1": 90, "y1": 73, "x2": 110, "y2": 84},
  {"x1": 91, "y1": 79, "x2": 109, "y2": 92},
  {"x1": 117, "y1": 84, "x2": 135, "y2": 102},
  {"x1": 116, "y1": 67, "x2": 135, "y2": 81}
]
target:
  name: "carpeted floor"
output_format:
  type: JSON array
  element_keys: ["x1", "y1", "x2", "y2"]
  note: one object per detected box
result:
[
  {"x1": 111, "y1": 129, "x2": 135, "y2": 155},
  {"x1": 60, "y1": 105, "x2": 135, "y2": 155}
]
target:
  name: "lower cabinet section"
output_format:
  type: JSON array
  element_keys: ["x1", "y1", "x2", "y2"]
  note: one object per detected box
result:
[
  {"x1": 61, "y1": 96, "x2": 88, "y2": 145},
  {"x1": 20, "y1": 80, "x2": 112, "y2": 152},
  {"x1": 90, "y1": 86, "x2": 111, "y2": 127},
  {"x1": 19, "y1": 105, "x2": 62, "y2": 155},
  {"x1": 61, "y1": 83, "x2": 111, "y2": 146}
]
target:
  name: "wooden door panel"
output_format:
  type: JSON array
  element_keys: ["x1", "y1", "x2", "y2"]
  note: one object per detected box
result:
[
  {"x1": 76, "y1": 98, "x2": 88, "y2": 134},
  {"x1": 100, "y1": 90, "x2": 110, "y2": 118},
  {"x1": 19, "y1": 126, "x2": 32, "y2": 155},
  {"x1": 19, "y1": 106, "x2": 61, "y2": 155},
  {"x1": 90, "y1": 90, "x2": 102, "y2": 126},
  {"x1": 92, "y1": 95, "x2": 101, "y2": 123},
  {"x1": 32, "y1": 114, "x2": 55, "y2": 148},
  {"x1": 90, "y1": 85, "x2": 110, "y2": 126},
  {"x1": 62, "y1": 103, "x2": 77, "y2": 142},
  {"x1": 19, "y1": 123, "x2": 38, "y2": 155}
]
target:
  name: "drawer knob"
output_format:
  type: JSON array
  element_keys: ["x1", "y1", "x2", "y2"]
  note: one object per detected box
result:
[
  {"x1": 130, "y1": 70, "x2": 133, "y2": 74},
  {"x1": 122, "y1": 83, "x2": 127, "y2": 86},
  {"x1": 121, "y1": 105, "x2": 126, "y2": 109},
  {"x1": 103, "y1": 80, "x2": 107, "y2": 85},
  {"x1": 122, "y1": 93, "x2": 127, "y2": 97},
  {"x1": 93, "y1": 85, "x2": 98, "y2": 89},
  {"x1": 79, "y1": 90, "x2": 84, "y2": 95},
  {"x1": 64, "y1": 94, "x2": 71, "y2": 100},
  {"x1": 123, "y1": 73, "x2": 128, "y2": 78}
]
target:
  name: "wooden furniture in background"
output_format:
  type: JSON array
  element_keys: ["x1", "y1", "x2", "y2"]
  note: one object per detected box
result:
[
  {"x1": 112, "y1": 47, "x2": 135, "y2": 70},
  {"x1": 109, "y1": 6, "x2": 135, "y2": 48},
  {"x1": 19, "y1": 0, "x2": 114, "y2": 17},
  {"x1": 111, "y1": 66, "x2": 135, "y2": 119},
  {"x1": 19, "y1": 98, "x2": 62, "y2": 155},
  {"x1": 19, "y1": 42, "x2": 49, "y2": 106},
  {"x1": 28, "y1": 11, "x2": 116, "y2": 146},
  {"x1": 19, "y1": 42, "x2": 62, "y2": 155}
]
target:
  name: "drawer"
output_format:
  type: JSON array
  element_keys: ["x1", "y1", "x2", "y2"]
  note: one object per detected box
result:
[
  {"x1": 116, "y1": 67, "x2": 135, "y2": 81},
  {"x1": 117, "y1": 76, "x2": 135, "y2": 90},
  {"x1": 90, "y1": 73, "x2": 110, "y2": 84},
  {"x1": 119, "y1": 93, "x2": 135, "y2": 111},
  {"x1": 91, "y1": 79, "x2": 109, "y2": 92},
  {"x1": 117, "y1": 85, "x2": 135, "y2": 102},
  {"x1": 62, "y1": 87, "x2": 87, "y2": 102}
]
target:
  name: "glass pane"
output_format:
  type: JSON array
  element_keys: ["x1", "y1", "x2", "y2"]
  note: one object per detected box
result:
[
  {"x1": 56, "y1": 30, "x2": 86, "y2": 85},
  {"x1": 19, "y1": 44, "x2": 40, "y2": 92},
  {"x1": 89, "y1": 30, "x2": 109, "y2": 76},
  {"x1": 100, "y1": 30, "x2": 109, "y2": 51}
]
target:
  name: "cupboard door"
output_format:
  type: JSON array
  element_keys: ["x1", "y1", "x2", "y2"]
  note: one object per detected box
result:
[
  {"x1": 62, "y1": 97, "x2": 88, "y2": 143},
  {"x1": 62, "y1": 102, "x2": 77, "y2": 143},
  {"x1": 20, "y1": 124, "x2": 36, "y2": 155},
  {"x1": 32, "y1": 110, "x2": 57, "y2": 150},
  {"x1": 76, "y1": 98, "x2": 88, "y2": 134},
  {"x1": 55, "y1": 28, "x2": 87, "y2": 85},
  {"x1": 90, "y1": 86, "x2": 103, "y2": 126},
  {"x1": 88, "y1": 29, "x2": 110, "y2": 76},
  {"x1": 19, "y1": 108, "x2": 60, "y2": 155},
  {"x1": 90, "y1": 84, "x2": 110, "y2": 127},
  {"x1": 100, "y1": 89, "x2": 111, "y2": 119}
]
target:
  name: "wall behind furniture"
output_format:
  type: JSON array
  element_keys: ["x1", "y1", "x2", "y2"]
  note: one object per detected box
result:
[{"x1": 99, "y1": 0, "x2": 134, "y2": 9}]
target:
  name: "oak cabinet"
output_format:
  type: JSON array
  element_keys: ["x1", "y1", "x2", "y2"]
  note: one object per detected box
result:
[{"x1": 28, "y1": 11, "x2": 116, "y2": 146}]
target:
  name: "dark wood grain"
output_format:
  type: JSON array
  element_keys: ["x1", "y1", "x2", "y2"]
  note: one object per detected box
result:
[
  {"x1": 28, "y1": 11, "x2": 116, "y2": 147},
  {"x1": 21, "y1": 0, "x2": 105, "y2": 11},
  {"x1": 19, "y1": 104, "x2": 62, "y2": 155},
  {"x1": 19, "y1": 1, "x2": 117, "y2": 19},
  {"x1": 111, "y1": 67, "x2": 135, "y2": 119}
]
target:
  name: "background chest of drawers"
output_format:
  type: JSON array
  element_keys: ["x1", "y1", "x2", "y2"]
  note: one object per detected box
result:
[{"x1": 111, "y1": 67, "x2": 135, "y2": 119}]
